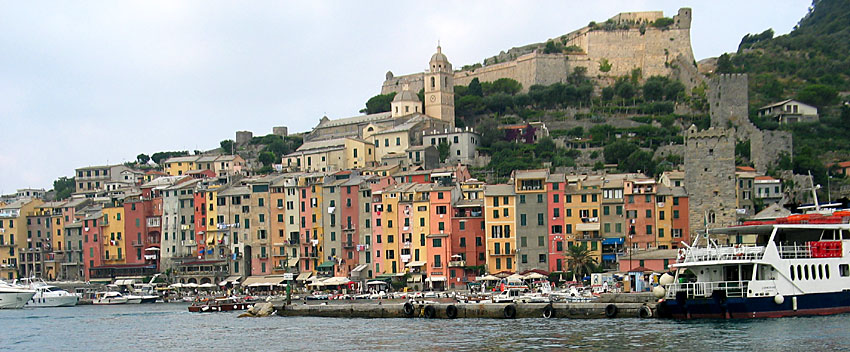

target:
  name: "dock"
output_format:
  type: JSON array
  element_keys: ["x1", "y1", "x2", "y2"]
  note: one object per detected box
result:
[{"x1": 273, "y1": 297, "x2": 658, "y2": 319}]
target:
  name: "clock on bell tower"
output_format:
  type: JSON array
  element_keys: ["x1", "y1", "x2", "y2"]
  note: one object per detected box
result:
[{"x1": 424, "y1": 45, "x2": 455, "y2": 127}]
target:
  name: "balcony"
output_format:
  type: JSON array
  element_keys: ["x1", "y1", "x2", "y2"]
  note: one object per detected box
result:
[
  {"x1": 487, "y1": 250, "x2": 516, "y2": 256},
  {"x1": 300, "y1": 252, "x2": 318, "y2": 259},
  {"x1": 449, "y1": 260, "x2": 466, "y2": 267},
  {"x1": 257, "y1": 253, "x2": 268, "y2": 259},
  {"x1": 454, "y1": 210, "x2": 483, "y2": 218},
  {"x1": 681, "y1": 245, "x2": 765, "y2": 263},
  {"x1": 343, "y1": 241, "x2": 355, "y2": 249},
  {"x1": 131, "y1": 241, "x2": 145, "y2": 247},
  {"x1": 182, "y1": 240, "x2": 197, "y2": 247}
]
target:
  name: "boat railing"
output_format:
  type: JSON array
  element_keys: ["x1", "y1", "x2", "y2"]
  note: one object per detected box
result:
[
  {"x1": 777, "y1": 243, "x2": 813, "y2": 259},
  {"x1": 664, "y1": 280, "x2": 749, "y2": 299},
  {"x1": 682, "y1": 245, "x2": 765, "y2": 263}
]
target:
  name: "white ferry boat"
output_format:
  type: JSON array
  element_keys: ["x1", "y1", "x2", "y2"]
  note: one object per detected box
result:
[
  {"x1": 658, "y1": 211, "x2": 850, "y2": 319},
  {"x1": 21, "y1": 278, "x2": 79, "y2": 307}
]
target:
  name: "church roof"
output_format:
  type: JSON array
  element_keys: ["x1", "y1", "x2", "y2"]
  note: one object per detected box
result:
[
  {"x1": 314, "y1": 112, "x2": 392, "y2": 129},
  {"x1": 392, "y1": 90, "x2": 420, "y2": 103},
  {"x1": 430, "y1": 45, "x2": 448, "y2": 63}
]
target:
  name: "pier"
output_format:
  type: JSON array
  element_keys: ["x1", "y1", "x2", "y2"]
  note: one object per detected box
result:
[{"x1": 272, "y1": 295, "x2": 658, "y2": 319}]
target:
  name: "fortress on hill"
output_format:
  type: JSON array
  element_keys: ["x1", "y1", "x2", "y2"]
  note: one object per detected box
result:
[{"x1": 381, "y1": 8, "x2": 699, "y2": 94}]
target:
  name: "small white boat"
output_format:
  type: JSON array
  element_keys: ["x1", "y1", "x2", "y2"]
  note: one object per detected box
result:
[
  {"x1": 93, "y1": 291, "x2": 128, "y2": 305},
  {"x1": 21, "y1": 279, "x2": 79, "y2": 308},
  {"x1": 124, "y1": 294, "x2": 143, "y2": 304},
  {"x1": 0, "y1": 281, "x2": 36, "y2": 309}
]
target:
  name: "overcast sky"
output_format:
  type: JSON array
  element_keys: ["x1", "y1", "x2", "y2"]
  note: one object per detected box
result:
[{"x1": 0, "y1": 1, "x2": 811, "y2": 193}]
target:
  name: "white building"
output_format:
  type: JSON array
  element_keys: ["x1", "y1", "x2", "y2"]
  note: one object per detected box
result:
[{"x1": 757, "y1": 99, "x2": 818, "y2": 124}]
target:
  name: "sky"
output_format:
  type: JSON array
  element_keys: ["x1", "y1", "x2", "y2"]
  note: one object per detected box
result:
[{"x1": 0, "y1": 1, "x2": 812, "y2": 193}]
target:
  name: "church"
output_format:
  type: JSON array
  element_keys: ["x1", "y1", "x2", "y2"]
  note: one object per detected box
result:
[{"x1": 284, "y1": 46, "x2": 458, "y2": 173}]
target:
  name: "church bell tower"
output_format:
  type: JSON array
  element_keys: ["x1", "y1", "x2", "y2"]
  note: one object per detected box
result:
[{"x1": 424, "y1": 45, "x2": 455, "y2": 126}]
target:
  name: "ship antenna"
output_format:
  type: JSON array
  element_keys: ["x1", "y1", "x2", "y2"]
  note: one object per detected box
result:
[{"x1": 808, "y1": 170, "x2": 821, "y2": 212}]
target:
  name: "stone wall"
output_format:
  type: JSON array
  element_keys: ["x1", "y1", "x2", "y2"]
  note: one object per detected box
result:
[
  {"x1": 684, "y1": 126, "x2": 736, "y2": 241},
  {"x1": 382, "y1": 8, "x2": 696, "y2": 95},
  {"x1": 236, "y1": 131, "x2": 253, "y2": 145}
]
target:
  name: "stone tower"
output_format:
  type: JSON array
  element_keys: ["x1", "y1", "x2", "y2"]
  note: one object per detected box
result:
[
  {"x1": 424, "y1": 45, "x2": 455, "y2": 126},
  {"x1": 684, "y1": 125, "x2": 736, "y2": 243},
  {"x1": 708, "y1": 73, "x2": 748, "y2": 128}
]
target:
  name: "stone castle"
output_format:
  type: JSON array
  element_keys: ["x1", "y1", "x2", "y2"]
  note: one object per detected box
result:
[{"x1": 381, "y1": 8, "x2": 700, "y2": 94}]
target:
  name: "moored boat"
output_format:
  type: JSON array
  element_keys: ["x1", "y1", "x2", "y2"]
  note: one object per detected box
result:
[
  {"x1": 93, "y1": 291, "x2": 129, "y2": 305},
  {"x1": 0, "y1": 281, "x2": 36, "y2": 309},
  {"x1": 20, "y1": 278, "x2": 79, "y2": 308},
  {"x1": 188, "y1": 297, "x2": 254, "y2": 313},
  {"x1": 658, "y1": 212, "x2": 850, "y2": 319}
]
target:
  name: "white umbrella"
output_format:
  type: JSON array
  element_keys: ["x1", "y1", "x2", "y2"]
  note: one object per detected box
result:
[
  {"x1": 168, "y1": 283, "x2": 183, "y2": 288},
  {"x1": 184, "y1": 283, "x2": 199, "y2": 288},
  {"x1": 524, "y1": 272, "x2": 547, "y2": 280},
  {"x1": 366, "y1": 280, "x2": 388, "y2": 285},
  {"x1": 198, "y1": 283, "x2": 215, "y2": 289}
]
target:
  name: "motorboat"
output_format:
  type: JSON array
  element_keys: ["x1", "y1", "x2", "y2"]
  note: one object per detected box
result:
[
  {"x1": 0, "y1": 281, "x2": 36, "y2": 309},
  {"x1": 92, "y1": 291, "x2": 129, "y2": 305},
  {"x1": 188, "y1": 297, "x2": 254, "y2": 313},
  {"x1": 20, "y1": 278, "x2": 78, "y2": 307}
]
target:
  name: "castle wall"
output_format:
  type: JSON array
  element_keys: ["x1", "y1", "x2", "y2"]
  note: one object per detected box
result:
[{"x1": 382, "y1": 8, "x2": 696, "y2": 95}]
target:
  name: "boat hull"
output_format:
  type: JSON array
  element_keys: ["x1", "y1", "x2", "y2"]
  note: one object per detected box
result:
[
  {"x1": 0, "y1": 291, "x2": 37, "y2": 309},
  {"x1": 659, "y1": 291, "x2": 850, "y2": 319},
  {"x1": 188, "y1": 302, "x2": 253, "y2": 313},
  {"x1": 26, "y1": 294, "x2": 79, "y2": 308}
]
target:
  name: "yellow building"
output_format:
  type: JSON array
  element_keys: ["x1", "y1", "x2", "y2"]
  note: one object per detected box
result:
[
  {"x1": 411, "y1": 185, "x2": 431, "y2": 271},
  {"x1": 284, "y1": 138, "x2": 375, "y2": 172},
  {"x1": 484, "y1": 184, "x2": 516, "y2": 274},
  {"x1": 200, "y1": 186, "x2": 222, "y2": 258},
  {"x1": 0, "y1": 199, "x2": 43, "y2": 280},
  {"x1": 101, "y1": 205, "x2": 126, "y2": 265},
  {"x1": 381, "y1": 184, "x2": 402, "y2": 274},
  {"x1": 163, "y1": 156, "x2": 199, "y2": 176}
]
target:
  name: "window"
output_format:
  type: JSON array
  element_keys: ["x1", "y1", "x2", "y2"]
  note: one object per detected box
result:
[
  {"x1": 659, "y1": 211, "x2": 665, "y2": 220},
  {"x1": 459, "y1": 222, "x2": 465, "y2": 230},
  {"x1": 553, "y1": 208, "x2": 560, "y2": 218},
  {"x1": 646, "y1": 225, "x2": 652, "y2": 235},
  {"x1": 840, "y1": 264, "x2": 850, "y2": 277},
  {"x1": 673, "y1": 197, "x2": 679, "y2": 206},
  {"x1": 521, "y1": 254, "x2": 527, "y2": 264},
  {"x1": 519, "y1": 195, "x2": 526, "y2": 204},
  {"x1": 646, "y1": 210, "x2": 652, "y2": 218},
  {"x1": 537, "y1": 213, "x2": 544, "y2": 225},
  {"x1": 432, "y1": 238, "x2": 442, "y2": 247},
  {"x1": 537, "y1": 194, "x2": 543, "y2": 203},
  {"x1": 539, "y1": 254, "x2": 546, "y2": 263},
  {"x1": 520, "y1": 214, "x2": 527, "y2": 226},
  {"x1": 673, "y1": 210, "x2": 680, "y2": 219}
]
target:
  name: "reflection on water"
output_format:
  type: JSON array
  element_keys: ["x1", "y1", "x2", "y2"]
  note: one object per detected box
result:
[{"x1": 3, "y1": 303, "x2": 850, "y2": 351}]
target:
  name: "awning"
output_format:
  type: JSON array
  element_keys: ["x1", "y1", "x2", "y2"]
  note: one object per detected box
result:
[
  {"x1": 576, "y1": 223, "x2": 600, "y2": 232},
  {"x1": 241, "y1": 275, "x2": 287, "y2": 287},
  {"x1": 602, "y1": 237, "x2": 625, "y2": 245},
  {"x1": 406, "y1": 261, "x2": 426, "y2": 268},
  {"x1": 219, "y1": 275, "x2": 241, "y2": 286},
  {"x1": 351, "y1": 264, "x2": 368, "y2": 273},
  {"x1": 321, "y1": 276, "x2": 351, "y2": 286},
  {"x1": 287, "y1": 257, "x2": 299, "y2": 267},
  {"x1": 426, "y1": 276, "x2": 446, "y2": 282},
  {"x1": 602, "y1": 254, "x2": 617, "y2": 261},
  {"x1": 296, "y1": 272, "x2": 313, "y2": 281},
  {"x1": 407, "y1": 275, "x2": 422, "y2": 283},
  {"x1": 317, "y1": 261, "x2": 335, "y2": 269},
  {"x1": 145, "y1": 247, "x2": 160, "y2": 251}
]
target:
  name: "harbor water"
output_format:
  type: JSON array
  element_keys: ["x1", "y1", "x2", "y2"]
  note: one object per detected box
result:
[{"x1": 3, "y1": 303, "x2": 850, "y2": 351}]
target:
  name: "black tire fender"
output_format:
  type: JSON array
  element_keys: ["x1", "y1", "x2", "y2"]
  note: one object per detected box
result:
[
  {"x1": 446, "y1": 304, "x2": 458, "y2": 319},
  {"x1": 605, "y1": 304, "x2": 618, "y2": 318},
  {"x1": 542, "y1": 304, "x2": 554, "y2": 318},
  {"x1": 638, "y1": 305, "x2": 652, "y2": 319},
  {"x1": 504, "y1": 304, "x2": 517, "y2": 319},
  {"x1": 403, "y1": 302, "x2": 415, "y2": 317},
  {"x1": 424, "y1": 305, "x2": 436, "y2": 319}
]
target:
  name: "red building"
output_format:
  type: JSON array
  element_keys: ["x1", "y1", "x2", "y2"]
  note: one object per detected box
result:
[
  {"x1": 547, "y1": 174, "x2": 566, "y2": 272},
  {"x1": 450, "y1": 199, "x2": 485, "y2": 287}
]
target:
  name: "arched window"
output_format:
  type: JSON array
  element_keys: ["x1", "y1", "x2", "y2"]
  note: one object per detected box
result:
[{"x1": 431, "y1": 77, "x2": 436, "y2": 88}]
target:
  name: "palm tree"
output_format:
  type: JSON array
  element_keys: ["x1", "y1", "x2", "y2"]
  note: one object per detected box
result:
[{"x1": 567, "y1": 245, "x2": 598, "y2": 278}]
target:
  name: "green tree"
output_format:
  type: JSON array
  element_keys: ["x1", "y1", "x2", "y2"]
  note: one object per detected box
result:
[
  {"x1": 467, "y1": 78, "x2": 483, "y2": 97},
  {"x1": 603, "y1": 140, "x2": 638, "y2": 165},
  {"x1": 362, "y1": 92, "x2": 397, "y2": 114},
  {"x1": 599, "y1": 58, "x2": 612, "y2": 73},
  {"x1": 642, "y1": 77, "x2": 665, "y2": 101},
  {"x1": 567, "y1": 245, "x2": 597, "y2": 278},
  {"x1": 601, "y1": 86, "x2": 615, "y2": 101},
  {"x1": 437, "y1": 141, "x2": 451, "y2": 163},
  {"x1": 615, "y1": 79, "x2": 635, "y2": 100},
  {"x1": 258, "y1": 151, "x2": 277, "y2": 166},
  {"x1": 716, "y1": 53, "x2": 734, "y2": 74},
  {"x1": 220, "y1": 140, "x2": 235, "y2": 155},
  {"x1": 52, "y1": 176, "x2": 75, "y2": 201},
  {"x1": 620, "y1": 149, "x2": 655, "y2": 175},
  {"x1": 151, "y1": 151, "x2": 189, "y2": 165},
  {"x1": 136, "y1": 153, "x2": 150, "y2": 164},
  {"x1": 796, "y1": 84, "x2": 839, "y2": 107}
]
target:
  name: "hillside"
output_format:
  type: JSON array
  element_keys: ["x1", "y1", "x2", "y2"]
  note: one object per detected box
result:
[{"x1": 716, "y1": 0, "x2": 850, "y2": 183}]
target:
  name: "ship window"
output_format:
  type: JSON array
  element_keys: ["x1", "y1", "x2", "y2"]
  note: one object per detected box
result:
[
  {"x1": 826, "y1": 264, "x2": 831, "y2": 279},
  {"x1": 818, "y1": 264, "x2": 823, "y2": 280},
  {"x1": 798, "y1": 265, "x2": 803, "y2": 280},
  {"x1": 804, "y1": 265, "x2": 810, "y2": 280},
  {"x1": 790, "y1": 266, "x2": 795, "y2": 280},
  {"x1": 841, "y1": 264, "x2": 850, "y2": 277}
]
